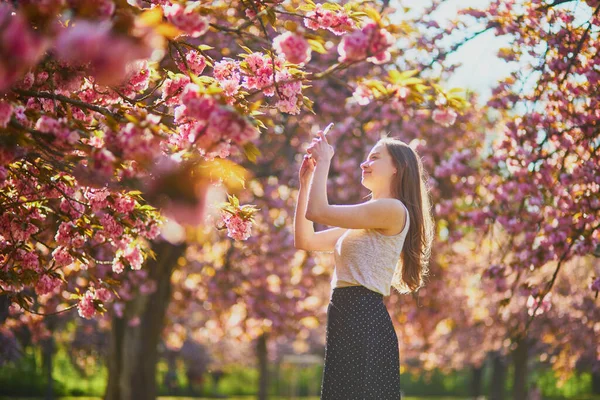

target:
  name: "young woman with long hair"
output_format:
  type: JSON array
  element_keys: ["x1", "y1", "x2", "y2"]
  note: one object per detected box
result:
[{"x1": 294, "y1": 131, "x2": 434, "y2": 399}]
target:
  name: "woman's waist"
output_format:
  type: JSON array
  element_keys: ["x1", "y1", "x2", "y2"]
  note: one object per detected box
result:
[{"x1": 331, "y1": 284, "x2": 384, "y2": 301}]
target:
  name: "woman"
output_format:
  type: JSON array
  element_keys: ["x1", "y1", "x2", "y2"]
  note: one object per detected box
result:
[{"x1": 294, "y1": 130, "x2": 434, "y2": 399}]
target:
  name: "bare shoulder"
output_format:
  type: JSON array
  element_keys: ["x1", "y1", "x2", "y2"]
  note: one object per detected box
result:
[{"x1": 371, "y1": 198, "x2": 407, "y2": 235}]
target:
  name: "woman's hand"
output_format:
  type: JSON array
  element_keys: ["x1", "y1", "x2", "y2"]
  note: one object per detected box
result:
[
  {"x1": 299, "y1": 153, "x2": 316, "y2": 187},
  {"x1": 306, "y1": 131, "x2": 334, "y2": 163}
]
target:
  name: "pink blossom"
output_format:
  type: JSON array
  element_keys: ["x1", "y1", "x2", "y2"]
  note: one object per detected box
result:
[
  {"x1": 0, "y1": 100, "x2": 13, "y2": 128},
  {"x1": 223, "y1": 213, "x2": 252, "y2": 240},
  {"x1": 96, "y1": 287, "x2": 112, "y2": 302},
  {"x1": 53, "y1": 19, "x2": 152, "y2": 86},
  {"x1": 34, "y1": 116, "x2": 80, "y2": 147},
  {"x1": 161, "y1": 75, "x2": 191, "y2": 106},
  {"x1": 100, "y1": 213, "x2": 124, "y2": 239},
  {"x1": 112, "y1": 259, "x2": 125, "y2": 274},
  {"x1": 120, "y1": 60, "x2": 150, "y2": 97},
  {"x1": 176, "y1": 50, "x2": 206, "y2": 75},
  {"x1": 60, "y1": 197, "x2": 86, "y2": 219},
  {"x1": 85, "y1": 188, "x2": 111, "y2": 212},
  {"x1": 526, "y1": 293, "x2": 552, "y2": 316},
  {"x1": 113, "y1": 195, "x2": 136, "y2": 214},
  {"x1": 304, "y1": 5, "x2": 355, "y2": 35},
  {"x1": 0, "y1": 5, "x2": 47, "y2": 92},
  {"x1": 55, "y1": 221, "x2": 74, "y2": 246},
  {"x1": 110, "y1": 302, "x2": 123, "y2": 318},
  {"x1": 77, "y1": 290, "x2": 96, "y2": 319},
  {"x1": 124, "y1": 246, "x2": 143, "y2": 270},
  {"x1": 180, "y1": 84, "x2": 217, "y2": 121},
  {"x1": 352, "y1": 84, "x2": 373, "y2": 105},
  {"x1": 35, "y1": 274, "x2": 62, "y2": 296},
  {"x1": 213, "y1": 59, "x2": 241, "y2": 97},
  {"x1": 273, "y1": 32, "x2": 312, "y2": 65},
  {"x1": 91, "y1": 148, "x2": 117, "y2": 178},
  {"x1": 10, "y1": 219, "x2": 38, "y2": 242},
  {"x1": 52, "y1": 246, "x2": 74, "y2": 267},
  {"x1": 432, "y1": 108, "x2": 458, "y2": 127},
  {"x1": 16, "y1": 71, "x2": 34, "y2": 89},
  {"x1": 363, "y1": 22, "x2": 394, "y2": 64},
  {"x1": 163, "y1": 3, "x2": 210, "y2": 38},
  {"x1": 338, "y1": 30, "x2": 369, "y2": 62},
  {"x1": 241, "y1": 53, "x2": 286, "y2": 96},
  {"x1": 112, "y1": 123, "x2": 161, "y2": 163},
  {"x1": 16, "y1": 249, "x2": 40, "y2": 271},
  {"x1": 274, "y1": 70, "x2": 302, "y2": 114}
]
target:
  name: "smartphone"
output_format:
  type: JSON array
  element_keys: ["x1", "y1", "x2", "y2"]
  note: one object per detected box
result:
[{"x1": 323, "y1": 122, "x2": 334, "y2": 136}]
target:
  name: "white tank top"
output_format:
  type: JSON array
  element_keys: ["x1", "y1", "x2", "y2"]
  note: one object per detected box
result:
[{"x1": 331, "y1": 201, "x2": 410, "y2": 297}]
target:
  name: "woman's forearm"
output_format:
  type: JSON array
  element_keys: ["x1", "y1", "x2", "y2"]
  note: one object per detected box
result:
[
  {"x1": 294, "y1": 184, "x2": 315, "y2": 248},
  {"x1": 306, "y1": 159, "x2": 330, "y2": 219}
]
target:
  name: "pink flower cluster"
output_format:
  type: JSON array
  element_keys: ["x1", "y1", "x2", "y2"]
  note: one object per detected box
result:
[
  {"x1": 77, "y1": 286, "x2": 112, "y2": 319},
  {"x1": 52, "y1": 246, "x2": 74, "y2": 267},
  {"x1": 221, "y1": 213, "x2": 252, "y2": 241},
  {"x1": 0, "y1": 212, "x2": 40, "y2": 243},
  {"x1": 100, "y1": 213, "x2": 124, "y2": 240},
  {"x1": 432, "y1": 108, "x2": 458, "y2": 127},
  {"x1": 304, "y1": 4, "x2": 355, "y2": 35},
  {"x1": 242, "y1": 53, "x2": 283, "y2": 96},
  {"x1": 176, "y1": 49, "x2": 207, "y2": 75},
  {"x1": 163, "y1": 2, "x2": 210, "y2": 38},
  {"x1": 161, "y1": 75, "x2": 191, "y2": 106},
  {"x1": 35, "y1": 115, "x2": 80, "y2": 147},
  {"x1": 120, "y1": 60, "x2": 151, "y2": 98},
  {"x1": 55, "y1": 221, "x2": 86, "y2": 248},
  {"x1": 273, "y1": 32, "x2": 312, "y2": 65},
  {"x1": 0, "y1": 4, "x2": 47, "y2": 92},
  {"x1": 213, "y1": 59, "x2": 241, "y2": 97},
  {"x1": 15, "y1": 249, "x2": 40, "y2": 272},
  {"x1": 338, "y1": 22, "x2": 394, "y2": 64},
  {"x1": 242, "y1": 52, "x2": 303, "y2": 114},
  {"x1": 100, "y1": 112, "x2": 163, "y2": 165},
  {"x1": 175, "y1": 83, "x2": 260, "y2": 158},
  {"x1": 53, "y1": 19, "x2": 152, "y2": 86},
  {"x1": 35, "y1": 274, "x2": 62, "y2": 296},
  {"x1": 243, "y1": 0, "x2": 284, "y2": 18},
  {"x1": 526, "y1": 292, "x2": 552, "y2": 316}
]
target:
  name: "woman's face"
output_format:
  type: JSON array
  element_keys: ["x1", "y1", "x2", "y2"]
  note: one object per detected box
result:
[{"x1": 360, "y1": 142, "x2": 397, "y2": 190}]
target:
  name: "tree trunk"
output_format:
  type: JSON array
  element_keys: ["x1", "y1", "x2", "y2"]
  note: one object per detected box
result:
[
  {"x1": 470, "y1": 364, "x2": 483, "y2": 399},
  {"x1": 0, "y1": 294, "x2": 9, "y2": 324},
  {"x1": 512, "y1": 337, "x2": 530, "y2": 400},
  {"x1": 489, "y1": 351, "x2": 507, "y2": 400},
  {"x1": 104, "y1": 241, "x2": 186, "y2": 400},
  {"x1": 257, "y1": 332, "x2": 269, "y2": 400},
  {"x1": 592, "y1": 368, "x2": 600, "y2": 394}
]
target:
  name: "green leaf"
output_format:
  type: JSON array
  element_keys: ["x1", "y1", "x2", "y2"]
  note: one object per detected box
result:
[
  {"x1": 307, "y1": 39, "x2": 327, "y2": 54},
  {"x1": 302, "y1": 96, "x2": 315, "y2": 114},
  {"x1": 243, "y1": 142, "x2": 262, "y2": 164},
  {"x1": 297, "y1": 4, "x2": 315, "y2": 11},
  {"x1": 322, "y1": 3, "x2": 342, "y2": 11}
]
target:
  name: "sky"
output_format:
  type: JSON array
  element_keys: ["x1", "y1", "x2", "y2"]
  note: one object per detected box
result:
[
  {"x1": 389, "y1": 0, "x2": 595, "y2": 104},
  {"x1": 391, "y1": 0, "x2": 512, "y2": 104}
]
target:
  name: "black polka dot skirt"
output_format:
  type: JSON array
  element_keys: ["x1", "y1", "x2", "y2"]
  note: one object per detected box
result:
[{"x1": 320, "y1": 285, "x2": 402, "y2": 400}]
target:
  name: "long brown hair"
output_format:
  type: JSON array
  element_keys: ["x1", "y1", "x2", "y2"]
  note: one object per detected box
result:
[{"x1": 365, "y1": 136, "x2": 435, "y2": 295}]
